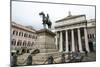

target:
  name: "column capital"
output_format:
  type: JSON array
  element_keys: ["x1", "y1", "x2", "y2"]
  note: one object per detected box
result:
[
  {"x1": 65, "y1": 29, "x2": 68, "y2": 31},
  {"x1": 77, "y1": 28, "x2": 80, "y2": 30}
]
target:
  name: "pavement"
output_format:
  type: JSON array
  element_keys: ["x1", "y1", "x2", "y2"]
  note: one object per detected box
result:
[
  {"x1": 16, "y1": 52, "x2": 96, "y2": 65},
  {"x1": 65, "y1": 52, "x2": 96, "y2": 63},
  {"x1": 82, "y1": 52, "x2": 96, "y2": 62}
]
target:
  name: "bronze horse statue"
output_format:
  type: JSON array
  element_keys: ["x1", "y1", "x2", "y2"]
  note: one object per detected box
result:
[{"x1": 39, "y1": 12, "x2": 52, "y2": 29}]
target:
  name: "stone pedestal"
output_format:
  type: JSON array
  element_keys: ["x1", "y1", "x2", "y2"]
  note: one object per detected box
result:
[
  {"x1": 32, "y1": 29, "x2": 61, "y2": 64},
  {"x1": 36, "y1": 29, "x2": 57, "y2": 52}
]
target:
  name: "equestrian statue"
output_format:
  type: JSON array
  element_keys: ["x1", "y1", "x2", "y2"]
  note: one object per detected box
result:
[{"x1": 39, "y1": 12, "x2": 52, "y2": 29}]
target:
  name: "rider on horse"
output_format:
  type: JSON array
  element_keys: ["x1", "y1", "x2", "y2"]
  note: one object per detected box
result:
[{"x1": 39, "y1": 12, "x2": 52, "y2": 29}]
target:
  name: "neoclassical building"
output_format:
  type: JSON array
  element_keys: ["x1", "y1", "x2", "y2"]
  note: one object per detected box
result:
[
  {"x1": 11, "y1": 22, "x2": 37, "y2": 54},
  {"x1": 54, "y1": 13, "x2": 96, "y2": 53}
]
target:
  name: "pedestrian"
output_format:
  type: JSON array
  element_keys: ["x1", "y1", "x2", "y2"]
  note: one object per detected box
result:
[
  {"x1": 84, "y1": 49, "x2": 88, "y2": 56},
  {"x1": 11, "y1": 53, "x2": 17, "y2": 67},
  {"x1": 61, "y1": 53, "x2": 65, "y2": 63},
  {"x1": 48, "y1": 56, "x2": 54, "y2": 64},
  {"x1": 27, "y1": 54, "x2": 32, "y2": 65}
]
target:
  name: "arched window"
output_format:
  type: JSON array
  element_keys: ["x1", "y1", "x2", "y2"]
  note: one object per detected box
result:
[
  {"x1": 12, "y1": 39, "x2": 16, "y2": 46},
  {"x1": 17, "y1": 40, "x2": 22, "y2": 46},
  {"x1": 23, "y1": 41, "x2": 27, "y2": 46},
  {"x1": 16, "y1": 31, "x2": 18, "y2": 36},
  {"x1": 14, "y1": 40, "x2": 16, "y2": 46},
  {"x1": 23, "y1": 41, "x2": 25, "y2": 46},
  {"x1": 19, "y1": 32, "x2": 21, "y2": 36},
  {"x1": 24, "y1": 33, "x2": 26, "y2": 37},
  {"x1": 13, "y1": 30, "x2": 16, "y2": 35},
  {"x1": 29, "y1": 34, "x2": 31, "y2": 38},
  {"x1": 17, "y1": 41, "x2": 20, "y2": 46},
  {"x1": 22, "y1": 32, "x2": 23, "y2": 36},
  {"x1": 11, "y1": 40, "x2": 14, "y2": 45},
  {"x1": 24, "y1": 33, "x2": 28, "y2": 37}
]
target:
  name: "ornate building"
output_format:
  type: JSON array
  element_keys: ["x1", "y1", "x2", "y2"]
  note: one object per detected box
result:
[
  {"x1": 11, "y1": 22, "x2": 37, "y2": 54},
  {"x1": 54, "y1": 12, "x2": 96, "y2": 53}
]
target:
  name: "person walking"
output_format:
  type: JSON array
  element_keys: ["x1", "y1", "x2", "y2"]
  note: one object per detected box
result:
[
  {"x1": 27, "y1": 54, "x2": 32, "y2": 65},
  {"x1": 48, "y1": 56, "x2": 54, "y2": 64},
  {"x1": 11, "y1": 53, "x2": 17, "y2": 67},
  {"x1": 61, "y1": 53, "x2": 65, "y2": 63},
  {"x1": 84, "y1": 49, "x2": 88, "y2": 56}
]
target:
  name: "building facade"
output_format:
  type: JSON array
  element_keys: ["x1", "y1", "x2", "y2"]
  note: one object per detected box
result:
[
  {"x1": 87, "y1": 19, "x2": 96, "y2": 52},
  {"x1": 11, "y1": 22, "x2": 37, "y2": 54},
  {"x1": 55, "y1": 13, "x2": 96, "y2": 53}
]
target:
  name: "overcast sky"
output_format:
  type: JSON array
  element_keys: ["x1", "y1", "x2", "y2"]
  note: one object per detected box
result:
[{"x1": 12, "y1": 1, "x2": 95, "y2": 30}]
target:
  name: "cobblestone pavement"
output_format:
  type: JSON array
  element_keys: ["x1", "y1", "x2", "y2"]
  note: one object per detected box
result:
[{"x1": 82, "y1": 52, "x2": 96, "y2": 62}]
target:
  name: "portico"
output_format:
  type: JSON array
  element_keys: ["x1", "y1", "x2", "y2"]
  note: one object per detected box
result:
[{"x1": 55, "y1": 13, "x2": 90, "y2": 53}]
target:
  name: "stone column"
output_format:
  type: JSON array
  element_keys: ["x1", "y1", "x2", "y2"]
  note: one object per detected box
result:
[
  {"x1": 71, "y1": 29, "x2": 75, "y2": 52},
  {"x1": 65, "y1": 30, "x2": 69, "y2": 52},
  {"x1": 77, "y1": 28, "x2": 83, "y2": 52},
  {"x1": 59, "y1": 31, "x2": 63, "y2": 52},
  {"x1": 55, "y1": 32, "x2": 58, "y2": 49},
  {"x1": 84, "y1": 27, "x2": 90, "y2": 52}
]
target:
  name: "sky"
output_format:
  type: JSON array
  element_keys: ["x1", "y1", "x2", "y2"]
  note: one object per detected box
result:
[{"x1": 12, "y1": 1, "x2": 95, "y2": 30}]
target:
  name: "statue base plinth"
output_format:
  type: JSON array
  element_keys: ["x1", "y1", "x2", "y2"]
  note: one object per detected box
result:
[
  {"x1": 32, "y1": 29, "x2": 61, "y2": 64},
  {"x1": 35, "y1": 29, "x2": 57, "y2": 53}
]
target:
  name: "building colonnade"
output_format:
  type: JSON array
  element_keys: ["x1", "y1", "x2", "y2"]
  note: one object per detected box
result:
[{"x1": 55, "y1": 27, "x2": 90, "y2": 53}]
